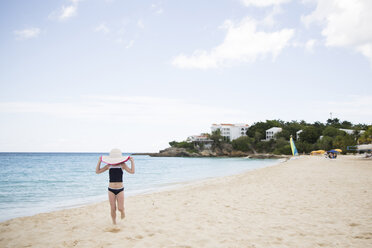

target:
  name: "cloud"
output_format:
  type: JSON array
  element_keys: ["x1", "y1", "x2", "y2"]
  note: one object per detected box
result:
[
  {"x1": 115, "y1": 37, "x2": 124, "y2": 44},
  {"x1": 302, "y1": 0, "x2": 372, "y2": 66},
  {"x1": 261, "y1": 5, "x2": 283, "y2": 27},
  {"x1": 291, "y1": 39, "x2": 318, "y2": 52},
  {"x1": 60, "y1": 5, "x2": 77, "y2": 20},
  {"x1": 305, "y1": 39, "x2": 317, "y2": 52},
  {"x1": 151, "y1": 3, "x2": 164, "y2": 15},
  {"x1": 94, "y1": 23, "x2": 110, "y2": 34},
  {"x1": 126, "y1": 40, "x2": 135, "y2": 49},
  {"x1": 13, "y1": 28, "x2": 40, "y2": 40},
  {"x1": 172, "y1": 17, "x2": 294, "y2": 69},
  {"x1": 0, "y1": 96, "x2": 247, "y2": 125},
  {"x1": 241, "y1": 0, "x2": 291, "y2": 7},
  {"x1": 292, "y1": 39, "x2": 319, "y2": 52},
  {"x1": 49, "y1": 0, "x2": 79, "y2": 21},
  {"x1": 137, "y1": 19, "x2": 145, "y2": 29}
]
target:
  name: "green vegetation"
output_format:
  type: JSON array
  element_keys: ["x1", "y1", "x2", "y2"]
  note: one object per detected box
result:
[
  {"x1": 208, "y1": 129, "x2": 225, "y2": 149},
  {"x1": 359, "y1": 126, "x2": 372, "y2": 144},
  {"x1": 169, "y1": 119, "x2": 371, "y2": 155},
  {"x1": 232, "y1": 136, "x2": 254, "y2": 152},
  {"x1": 168, "y1": 141, "x2": 196, "y2": 153},
  {"x1": 239, "y1": 119, "x2": 369, "y2": 154}
]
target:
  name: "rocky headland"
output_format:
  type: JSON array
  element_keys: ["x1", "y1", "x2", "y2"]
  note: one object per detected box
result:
[{"x1": 133, "y1": 144, "x2": 290, "y2": 159}]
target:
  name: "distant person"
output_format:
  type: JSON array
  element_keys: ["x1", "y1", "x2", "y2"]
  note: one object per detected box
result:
[
  {"x1": 95, "y1": 148, "x2": 135, "y2": 224},
  {"x1": 328, "y1": 152, "x2": 337, "y2": 159}
]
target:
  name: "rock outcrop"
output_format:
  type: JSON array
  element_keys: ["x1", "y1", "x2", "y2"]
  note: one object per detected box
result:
[
  {"x1": 150, "y1": 147, "x2": 196, "y2": 157},
  {"x1": 141, "y1": 145, "x2": 290, "y2": 159}
]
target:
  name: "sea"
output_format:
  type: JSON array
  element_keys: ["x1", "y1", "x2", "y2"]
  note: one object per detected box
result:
[{"x1": 0, "y1": 153, "x2": 281, "y2": 222}]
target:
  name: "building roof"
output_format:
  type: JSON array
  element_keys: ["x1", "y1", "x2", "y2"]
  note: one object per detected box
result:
[
  {"x1": 212, "y1": 123, "x2": 249, "y2": 127},
  {"x1": 266, "y1": 127, "x2": 282, "y2": 132},
  {"x1": 339, "y1": 128, "x2": 365, "y2": 134}
]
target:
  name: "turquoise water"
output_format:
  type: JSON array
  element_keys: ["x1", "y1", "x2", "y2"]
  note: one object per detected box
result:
[{"x1": 0, "y1": 153, "x2": 280, "y2": 221}]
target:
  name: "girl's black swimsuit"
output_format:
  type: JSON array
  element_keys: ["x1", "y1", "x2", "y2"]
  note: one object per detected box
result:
[
  {"x1": 108, "y1": 165, "x2": 124, "y2": 195},
  {"x1": 108, "y1": 187, "x2": 123, "y2": 195},
  {"x1": 109, "y1": 165, "x2": 123, "y2": 182}
]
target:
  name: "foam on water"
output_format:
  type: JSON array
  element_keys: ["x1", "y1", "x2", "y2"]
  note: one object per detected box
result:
[{"x1": 0, "y1": 153, "x2": 280, "y2": 221}]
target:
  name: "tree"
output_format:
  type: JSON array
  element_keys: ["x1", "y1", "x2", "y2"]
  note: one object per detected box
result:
[
  {"x1": 322, "y1": 126, "x2": 344, "y2": 137},
  {"x1": 341, "y1": 121, "x2": 353, "y2": 129},
  {"x1": 209, "y1": 129, "x2": 224, "y2": 149},
  {"x1": 333, "y1": 134, "x2": 356, "y2": 152},
  {"x1": 352, "y1": 130, "x2": 362, "y2": 142},
  {"x1": 327, "y1": 118, "x2": 341, "y2": 127},
  {"x1": 299, "y1": 126, "x2": 321, "y2": 144},
  {"x1": 296, "y1": 141, "x2": 314, "y2": 154},
  {"x1": 277, "y1": 120, "x2": 305, "y2": 140},
  {"x1": 246, "y1": 120, "x2": 284, "y2": 142},
  {"x1": 359, "y1": 126, "x2": 372, "y2": 144},
  {"x1": 312, "y1": 121, "x2": 326, "y2": 137},
  {"x1": 273, "y1": 138, "x2": 292, "y2": 155},
  {"x1": 255, "y1": 139, "x2": 275, "y2": 153},
  {"x1": 316, "y1": 136, "x2": 333, "y2": 151},
  {"x1": 354, "y1": 123, "x2": 368, "y2": 130},
  {"x1": 246, "y1": 121, "x2": 271, "y2": 141},
  {"x1": 169, "y1": 141, "x2": 195, "y2": 150},
  {"x1": 232, "y1": 136, "x2": 254, "y2": 152}
]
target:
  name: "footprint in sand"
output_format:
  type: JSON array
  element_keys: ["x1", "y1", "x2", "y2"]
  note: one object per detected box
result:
[
  {"x1": 105, "y1": 227, "x2": 121, "y2": 233},
  {"x1": 125, "y1": 235, "x2": 144, "y2": 240},
  {"x1": 353, "y1": 232, "x2": 372, "y2": 239}
]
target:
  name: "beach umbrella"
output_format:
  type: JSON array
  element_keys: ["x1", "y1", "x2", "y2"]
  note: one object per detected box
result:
[
  {"x1": 334, "y1": 149, "x2": 342, "y2": 153},
  {"x1": 328, "y1": 149, "x2": 340, "y2": 153}
]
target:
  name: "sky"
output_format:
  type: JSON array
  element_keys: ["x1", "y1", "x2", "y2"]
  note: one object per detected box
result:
[{"x1": 0, "y1": 0, "x2": 371, "y2": 152}]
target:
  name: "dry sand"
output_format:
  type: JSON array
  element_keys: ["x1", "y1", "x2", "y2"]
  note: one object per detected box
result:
[{"x1": 1, "y1": 155, "x2": 371, "y2": 248}]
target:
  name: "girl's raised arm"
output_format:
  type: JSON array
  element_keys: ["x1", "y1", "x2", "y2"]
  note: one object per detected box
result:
[
  {"x1": 96, "y1": 156, "x2": 109, "y2": 174},
  {"x1": 122, "y1": 157, "x2": 135, "y2": 174}
]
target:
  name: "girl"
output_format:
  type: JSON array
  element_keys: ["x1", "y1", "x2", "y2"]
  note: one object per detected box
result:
[{"x1": 96, "y1": 148, "x2": 135, "y2": 224}]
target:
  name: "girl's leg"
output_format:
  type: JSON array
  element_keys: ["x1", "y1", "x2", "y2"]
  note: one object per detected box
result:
[
  {"x1": 117, "y1": 191, "x2": 125, "y2": 219},
  {"x1": 108, "y1": 191, "x2": 117, "y2": 224}
]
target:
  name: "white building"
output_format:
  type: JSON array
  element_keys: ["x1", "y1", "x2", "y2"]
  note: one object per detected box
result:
[
  {"x1": 339, "y1": 128, "x2": 365, "y2": 135},
  {"x1": 211, "y1": 123, "x2": 249, "y2": 141},
  {"x1": 296, "y1": 130, "x2": 303, "y2": 140},
  {"x1": 187, "y1": 134, "x2": 213, "y2": 149},
  {"x1": 265, "y1": 127, "x2": 282, "y2": 140},
  {"x1": 187, "y1": 135, "x2": 211, "y2": 142}
]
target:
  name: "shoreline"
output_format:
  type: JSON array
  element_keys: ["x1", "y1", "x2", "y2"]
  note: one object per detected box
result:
[
  {"x1": 132, "y1": 151, "x2": 291, "y2": 159},
  {"x1": 1, "y1": 155, "x2": 371, "y2": 247},
  {"x1": 0, "y1": 157, "x2": 283, "y2": 223}
]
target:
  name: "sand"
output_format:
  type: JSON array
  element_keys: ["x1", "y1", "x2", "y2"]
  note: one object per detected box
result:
[{"x1": 1, "y1": 155, "x2": 371, "y2": 247}]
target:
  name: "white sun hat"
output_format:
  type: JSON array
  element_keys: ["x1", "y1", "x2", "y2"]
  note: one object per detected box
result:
[{"x1": 102, "y1": 148, "x2": 130, "y2": 165}]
